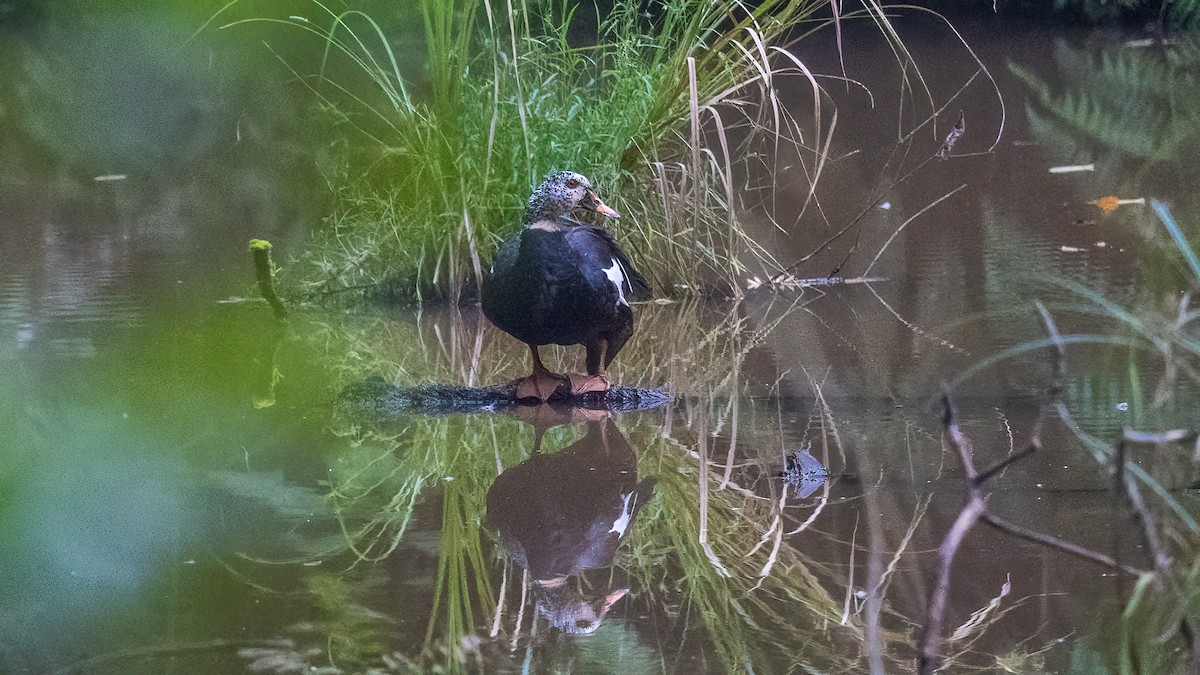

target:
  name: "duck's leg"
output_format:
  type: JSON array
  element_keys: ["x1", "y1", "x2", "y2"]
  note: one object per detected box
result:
[
  {"x1": 570, "y1": 338, "x2": 612, "y2": 394},
  {"x1": 516, "y1": 344, "x2": 568, "y2": 401},
  {"x1": 571, "y1": 306, "x2": 634, "y2": 394}
]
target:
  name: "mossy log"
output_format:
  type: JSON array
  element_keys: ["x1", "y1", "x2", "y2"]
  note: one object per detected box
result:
[{"x1": 338, "y1": 375, "x2": 672, "y2": 419}]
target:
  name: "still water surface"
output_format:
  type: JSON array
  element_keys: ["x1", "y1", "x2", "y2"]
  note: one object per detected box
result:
[{"x1": 2, "y1": 4, "x2": 1199, "y2": 673}]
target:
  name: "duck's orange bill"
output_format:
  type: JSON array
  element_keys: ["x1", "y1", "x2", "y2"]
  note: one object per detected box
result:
[
  {"x1": 589, "y1": 192, "x2": 621, "y2": 218},
  {"x1": 594, "y1": 202, "x2": 620, "y2": 218}
]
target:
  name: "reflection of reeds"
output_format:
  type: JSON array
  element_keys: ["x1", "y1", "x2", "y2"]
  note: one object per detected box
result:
[
  {"x1": 625, "y1": 415, "x2": 916, "y2": 672},
  {"x1": 426, "y1": 476, "x2": 494, "y2": 670},
  {"x1": 311, "y1": 296, "x2": 801, "y2": 399},
  {"x1": 928, "y1": 207, "x2": 1200, "y2": 674},
  {"x1": 297, "y1": 290, "x2": 977, "y2": 671}
]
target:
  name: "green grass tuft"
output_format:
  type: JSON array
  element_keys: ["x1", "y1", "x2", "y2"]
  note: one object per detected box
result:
[{"x1": 217, "y1": 0, "x2": 833, "y2": 302}]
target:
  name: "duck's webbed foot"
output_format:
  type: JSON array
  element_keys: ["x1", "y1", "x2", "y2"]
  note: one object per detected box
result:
[
  {"x1": 568, "y1": 373, "x2": 612, "y2": 395},
  {"x1": 516, "y1": 344, "x2": 569, "y2": 401},
  {"x1": 515, "y1": 371, "x2": 569, "y2": 401}
]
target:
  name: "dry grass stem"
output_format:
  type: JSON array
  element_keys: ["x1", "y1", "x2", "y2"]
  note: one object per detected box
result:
[
  {"x1": 861, "y1": 183, "x2": 966, "y2": 277},
  {"x1": 510, "y1": 567, "x2": 527, "y2": 652}
]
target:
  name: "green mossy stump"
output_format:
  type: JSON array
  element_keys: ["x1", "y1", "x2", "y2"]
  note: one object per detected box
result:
[{"x1": 248, "y1": 238, "x2": 287, "y2": 320}]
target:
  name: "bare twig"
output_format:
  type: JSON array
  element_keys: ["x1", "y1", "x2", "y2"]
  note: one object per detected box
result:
[
  {"x1": 917, "y1": 394, "x2": 987, "y2": 675},
  {"x1": 757, "y1": 274, "x2": 885, "y2": 290},
  {"x1": 973, "y1": 444, "x2": 1037, "y2": 485},
  {"x1": 982, "y1": 513, "x2": 1143, "y2": 576},
  {"x1": 941, "y1": 393, "x2": 979, "y2": 477},
  {"x1": 918, "y1": 304, "x2": 1140, "y2": 673},
  {"x1": 248, "y1": 239, "x2": 289, "y2": 319}
]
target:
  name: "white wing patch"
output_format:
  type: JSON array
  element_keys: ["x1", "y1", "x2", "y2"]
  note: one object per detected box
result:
[{"x1": 602, "y1": 257, "x2": 628, "y2": 307}]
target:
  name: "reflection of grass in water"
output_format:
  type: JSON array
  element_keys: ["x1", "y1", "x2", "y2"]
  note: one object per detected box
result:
[
  {"x1": 323, "y1": 414, "x2": 509, "y2": 668},
  {"x1": 1041, "y1": 0, "x2": 1200, "y2": 25},
  {"x1": 213, "y1": 279, "x2": 1124, "y2": 673},
  {"x1": 294, "y1": 295, "x2": 946, "y2": 672},
  {"x1": 626, "y1": 419, "x2": 904, "y2": 672},
  {"x1": 310, "y1": 299, "x2": 767, "y2": 667},
  {"x1": 323, "y1": 411, "x2": 911, "y2": 672},
  {"x1": 426, "y1": 477, "x2": 493, "y2": 669},
  {"x1": 952, "y1": 207, "x2": 1200, "y2": 673},
  {"x1": 1010, "y1": 36, "x2": 1200, "y2": 301},
  {"x1": 1012, "y1": 38, "x2": 1200, "y2": 163},
  {"x1": 309, "y1": 295, "x2": 794, "y2": 398}
]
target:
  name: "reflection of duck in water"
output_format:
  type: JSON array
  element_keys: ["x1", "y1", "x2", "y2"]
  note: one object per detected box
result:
[{"x1": 485, "y1": 415, "x2": 654, "y2": 635}]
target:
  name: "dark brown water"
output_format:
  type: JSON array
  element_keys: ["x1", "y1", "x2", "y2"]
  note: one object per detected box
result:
[{"x1": 3, "y1": 3, "x2": 1199, "y2": 673}]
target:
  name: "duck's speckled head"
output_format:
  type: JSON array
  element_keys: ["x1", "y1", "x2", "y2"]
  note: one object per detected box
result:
[{"x1": 523, "y1": 170, "x2": 620, "y2": 229}]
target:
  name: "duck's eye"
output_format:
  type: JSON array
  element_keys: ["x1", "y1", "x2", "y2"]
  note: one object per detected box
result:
[{"x1": 565, "y1": 178, "x2": 580, "y2": 189}]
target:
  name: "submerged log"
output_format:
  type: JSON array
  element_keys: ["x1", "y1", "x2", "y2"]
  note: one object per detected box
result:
[{"x1": 338, "y1": 375, "x2": 672, "y2": 418}]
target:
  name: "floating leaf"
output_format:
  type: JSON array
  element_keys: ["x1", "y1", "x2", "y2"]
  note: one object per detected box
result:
[{"x1": 1091, "y1": 195, "x2": 1120, "y2": 213}]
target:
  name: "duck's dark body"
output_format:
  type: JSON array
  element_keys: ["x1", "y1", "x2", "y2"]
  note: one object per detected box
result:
[
  {"x1": 484, "y1": 418, "x2": 654, "y2": 581},
  {"x1": 482, "y1": 224, "x2": 649, "y2": 373},
  {"x1": 484, "y1": 418, "x2": 654, "y2": 634}
]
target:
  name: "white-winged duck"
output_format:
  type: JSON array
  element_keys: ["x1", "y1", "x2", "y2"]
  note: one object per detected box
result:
[{"x1": 482, "y1": 171, "x2": 649, "y2": 401}]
